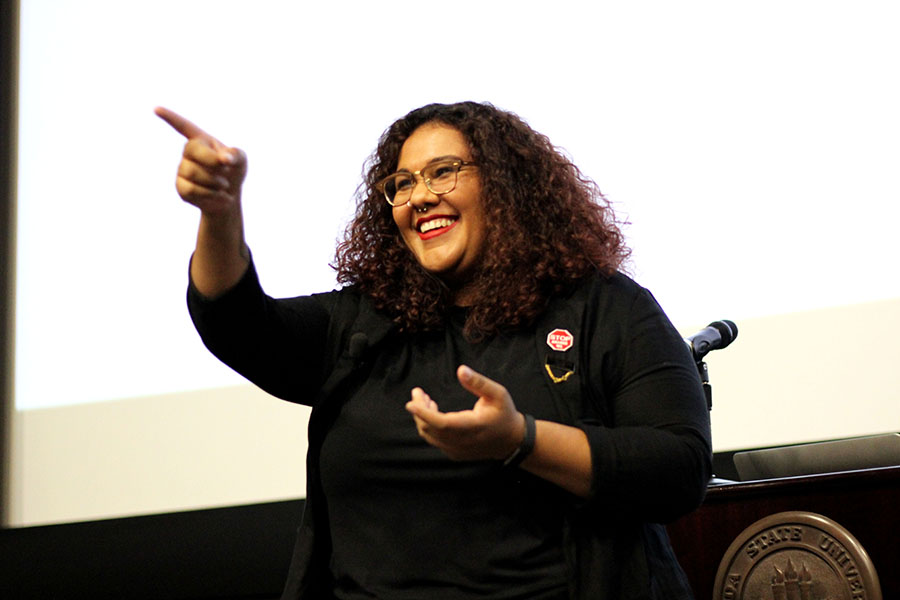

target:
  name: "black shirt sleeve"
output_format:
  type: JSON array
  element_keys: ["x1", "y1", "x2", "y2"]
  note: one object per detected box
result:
[
  {"x1": 186, "y1": 258, "x2": 335, "y2": 405},
  {"x1": 580, "y1": 276, "x2": 712, "y2": 523}
]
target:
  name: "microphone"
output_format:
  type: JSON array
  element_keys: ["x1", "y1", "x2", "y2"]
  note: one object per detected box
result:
[
  {"x1": 686, "y1": 320, "x2": 738, "y2": 361},
  {"x1": 348, "y1": 332, "x2": 369, "y2": 361}
]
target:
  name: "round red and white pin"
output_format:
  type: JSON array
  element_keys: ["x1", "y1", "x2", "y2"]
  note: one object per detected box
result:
[{"x1": 546, "y1": 328, "x2": 574, "y2": 351}]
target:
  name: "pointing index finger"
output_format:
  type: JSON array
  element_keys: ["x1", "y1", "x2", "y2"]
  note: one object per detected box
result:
[{"x1": 154, "y1": 106, "x2": 212, "y2": 141}]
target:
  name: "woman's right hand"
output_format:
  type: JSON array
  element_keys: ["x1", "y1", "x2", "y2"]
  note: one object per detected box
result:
[
  {"x1": 155, "y1": 107, "x2": 250, "y2": 297},
  {"x1": 154, "y1": 106, "x2": 247, "y2": 216}
]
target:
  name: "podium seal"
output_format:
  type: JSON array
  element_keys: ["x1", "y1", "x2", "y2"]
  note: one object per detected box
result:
[{"x1": 713, "y1": 511, "x2": 882, "y2": 600}]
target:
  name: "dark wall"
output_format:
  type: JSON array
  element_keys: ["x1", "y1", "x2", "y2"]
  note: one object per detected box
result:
[{"x1": 0, "y1": 499, "x2": 304, "y2": 600}]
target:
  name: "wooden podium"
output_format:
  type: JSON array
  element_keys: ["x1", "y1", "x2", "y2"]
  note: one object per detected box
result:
[{"x1": 667, "y1": 466, "x2": 900, "y2": 600}]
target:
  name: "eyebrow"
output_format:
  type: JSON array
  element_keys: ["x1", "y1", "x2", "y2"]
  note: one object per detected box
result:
[{"x1": 395, "y1": 155, "x2": 464, "y2": 173}]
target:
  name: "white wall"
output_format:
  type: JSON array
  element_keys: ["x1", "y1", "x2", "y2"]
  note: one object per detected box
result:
[{"x1": 8, "y1": 386, "x2": 310, "y2": 526}]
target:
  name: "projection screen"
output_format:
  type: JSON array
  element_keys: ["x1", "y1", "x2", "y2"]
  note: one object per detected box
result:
[{"x1": 4, "y1": 0, "x2": 899, "y2": 526}]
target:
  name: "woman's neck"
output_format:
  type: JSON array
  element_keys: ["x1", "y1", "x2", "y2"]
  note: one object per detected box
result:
[{"x1": 449, "y1": 278, "x2": 478, "y2": 307}]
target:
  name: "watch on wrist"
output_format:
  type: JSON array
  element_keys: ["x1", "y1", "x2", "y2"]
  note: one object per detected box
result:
[{"x1": 502, "y1": 413, "x2": 536, "y2": 468}]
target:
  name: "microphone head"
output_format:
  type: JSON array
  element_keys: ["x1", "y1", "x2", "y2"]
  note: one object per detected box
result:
[
  {"x1": 708, "y1": 320, "x2": 738, "y2": 348},
  {"x1": 348, "y1": 332, "x2": 369, "y2": 359}
]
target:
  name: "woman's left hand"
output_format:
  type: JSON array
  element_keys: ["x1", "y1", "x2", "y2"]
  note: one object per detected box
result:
[{"x1": 405, "y1": 365, "x2": 526, "y2": 461}]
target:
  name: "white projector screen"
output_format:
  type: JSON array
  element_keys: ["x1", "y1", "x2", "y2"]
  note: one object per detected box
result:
[{"x1": 6, "y1": 0, "x2": 900, "y2": 526}]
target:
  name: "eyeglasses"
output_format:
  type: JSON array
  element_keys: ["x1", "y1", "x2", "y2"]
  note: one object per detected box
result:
[{"x1": 376, "y1": 159, "x2": 476, "y2": 206}]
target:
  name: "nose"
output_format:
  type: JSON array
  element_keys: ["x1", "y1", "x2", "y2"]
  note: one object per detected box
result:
[{"x1": 406, "y1": 177, "x2": 439, "y2": 211}]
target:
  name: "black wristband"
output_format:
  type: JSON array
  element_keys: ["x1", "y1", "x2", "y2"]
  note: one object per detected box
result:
[{"x1": 502, "y1": 413, "x2": 536, "y2": 468}]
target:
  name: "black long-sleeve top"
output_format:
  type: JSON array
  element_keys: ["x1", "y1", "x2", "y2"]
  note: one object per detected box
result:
[{"x1": 188, "y1": 259, "x2": 712, "y2": 600}]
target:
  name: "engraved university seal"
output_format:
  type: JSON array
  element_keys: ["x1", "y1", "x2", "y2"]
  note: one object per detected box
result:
[{"x1": 713, "y1": 511, "x2": 882, "y2": 600}]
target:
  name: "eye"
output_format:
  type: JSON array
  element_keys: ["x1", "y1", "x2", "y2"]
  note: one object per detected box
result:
[
  {"x1": 428, "y1": 162, "x2": 458, "y2": 181},
  {"x1": 393, "y1": 174, "x2": 415, "y2": 192}
]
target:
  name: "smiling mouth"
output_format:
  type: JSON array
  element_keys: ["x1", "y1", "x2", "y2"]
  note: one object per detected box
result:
[{"x1": 417, "y1": 216, "x2": 458, "y2": 239}]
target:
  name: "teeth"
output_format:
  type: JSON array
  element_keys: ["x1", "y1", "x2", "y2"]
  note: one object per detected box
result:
[{"x1": 419, "y1": 217, "x2": 456, "y2": 233}]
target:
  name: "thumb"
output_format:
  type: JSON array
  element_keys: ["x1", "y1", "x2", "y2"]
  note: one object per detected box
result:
[
  {"x1": 456, "y1": 365, "x2": 507, "y2": 403},
  {"x1": 217, "y1": 145, "x2": 247, "y2": 171}
]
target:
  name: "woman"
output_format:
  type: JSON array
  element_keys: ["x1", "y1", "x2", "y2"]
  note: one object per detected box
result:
[{"x1": 156, "y1": 101, "x2": 712, "y2": 600}]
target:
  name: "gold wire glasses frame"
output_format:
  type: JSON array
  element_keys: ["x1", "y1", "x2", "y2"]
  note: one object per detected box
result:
[{"x1": 376, "y1": 159, "x2": 476, "y2": 207}]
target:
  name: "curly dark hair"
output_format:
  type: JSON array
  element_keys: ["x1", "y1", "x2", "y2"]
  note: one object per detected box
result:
[{"x1": 333, "y1": 101, "x2": 629, "y2": 340}]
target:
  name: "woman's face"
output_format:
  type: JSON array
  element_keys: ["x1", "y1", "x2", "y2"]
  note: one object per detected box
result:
[{"x1": 391, "y1": 122, "x2": 486, "y2": 296}]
